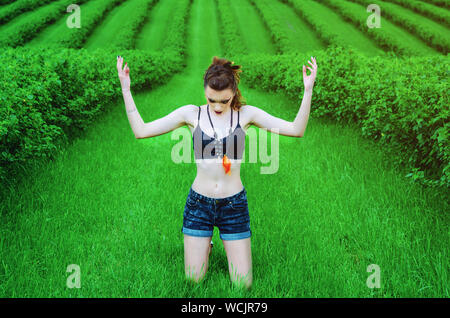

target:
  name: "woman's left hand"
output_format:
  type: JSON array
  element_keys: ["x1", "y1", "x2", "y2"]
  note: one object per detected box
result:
[{"x1": 303, "y1": 56, "x2": 317, "y2": 92}]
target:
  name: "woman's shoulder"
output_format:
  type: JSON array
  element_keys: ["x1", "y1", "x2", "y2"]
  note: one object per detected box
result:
[
  {"x1": 188, "y1": 104, "x2": 202, "y2": 113},
  {"x1": 234, "y1": 104, "x2": 250, "y2": 111},
  {"x1": 238, "y1": 105, "x2": 252, "y2": 115}
]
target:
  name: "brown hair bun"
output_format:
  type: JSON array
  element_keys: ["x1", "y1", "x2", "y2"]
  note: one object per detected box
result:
[{"x1": 204, "y1": 56, "x2": 246, "y2": 111}]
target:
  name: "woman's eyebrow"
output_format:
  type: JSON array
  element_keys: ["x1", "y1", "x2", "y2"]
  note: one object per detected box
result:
[{"x1": 208, "y1": 96, "x2": 231, "y2": 102}]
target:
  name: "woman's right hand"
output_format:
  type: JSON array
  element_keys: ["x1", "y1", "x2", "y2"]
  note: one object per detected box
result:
[{"x1": 117, "y1": 55, "x2": 130, "y2": 92}]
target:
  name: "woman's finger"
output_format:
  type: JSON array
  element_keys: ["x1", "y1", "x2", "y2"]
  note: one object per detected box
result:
[
  {"x1": 307, "y1": 60, "x2": 314, "y2": 67},
  {"x1": 117, "y1": 56, "x2": 122, "y2": 72},
  {"x1": 122, "y1": 60, "x2": 126, "y2": 73},
  {"x1": 118, "y1": 57, "x2": 124, "y2": 72},
  {"x1": 307, "y1": 66, "x2": 313, "y2": 72}
]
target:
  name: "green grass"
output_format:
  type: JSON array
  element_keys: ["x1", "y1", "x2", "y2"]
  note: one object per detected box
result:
[
  {"x1": 349, "y1": 0, "x2": 450, "y2": 53},
  {"x1": 319, "y1": 0, "x2": 438, "y2": 56},
  {"x1": 84, "y1": 0, "x2": 153, "y2": 49},
  {"x1": 384, "y1": 0, "x2": 450, "y2": 27},
  {"x1": 0, "y1": 0, "x2": 67, "y2": 36},
  {"x1": 135, "y1": 0, "x2": 177, "y2": 51},
  {"x1": 228, "y1": 0, "x2": 278, "y2": 55},
  {"x1": 23, "y1": 11, "x2": 70, "y2": 47},
  {"x1": 283, "y1": 0, "x2": 386, "y2": 56},
  {"x1": 382, "y1": 0, "x2": 450, "y2": 37},
  {"x1": 0, "y1": 0, "x2": 448, "y2": 298},
  {"x1": 249, "y1": 0, "x2": 325, "y2": 54},
  {"x1": 25, "y1": 0, "x2": 124, "y2": 48},
  {"x1": 0, "y1": 0, "x2": 54, "y2": 25},
  {"x1": 24, "y1": 0, "x2": 95, "y2": 47}
]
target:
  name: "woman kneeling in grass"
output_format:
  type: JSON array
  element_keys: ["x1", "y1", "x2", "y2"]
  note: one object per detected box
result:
[{"x1": 116, "y1": 55, "x2": 317, "y2": 289}]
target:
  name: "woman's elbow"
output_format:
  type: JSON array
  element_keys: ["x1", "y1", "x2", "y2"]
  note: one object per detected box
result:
[{"x1": 134, "y1": 130, "x2": 145, "y2": 139}]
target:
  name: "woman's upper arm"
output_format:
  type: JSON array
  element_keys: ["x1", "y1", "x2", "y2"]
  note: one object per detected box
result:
[
  {"x1": 247, "y1": 105, "x2": 299, "y2": 137},
  {"x1": 137, "y1": 104, "x2": 194, "y2": 139}
]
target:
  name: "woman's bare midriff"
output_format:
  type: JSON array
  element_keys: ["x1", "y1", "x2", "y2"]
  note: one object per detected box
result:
[
  {"x1": 189, "y1": 105, "x2": 247, "y2": 199},
  {"x1": 192, "y1": 158, "x2": 244, "y2": 198}
]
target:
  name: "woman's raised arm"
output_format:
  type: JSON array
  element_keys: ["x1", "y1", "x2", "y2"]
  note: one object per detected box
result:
[
  {"x1": 117, "y1": 56, "x2": 144, "y2": 138},
  {"x1": 249, "y1": 57, "x2": 317, "y2": 138},
  {"x1": 117, "y1": 56, "x2": 191, "y2": 139},
  {"x1": 136, "y1": 105, "x2": 194, "y2": 139}
]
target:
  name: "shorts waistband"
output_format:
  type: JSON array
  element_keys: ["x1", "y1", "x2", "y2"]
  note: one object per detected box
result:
[{"x1": 189, "y1": 186, "x2": 246, "y2": 204}]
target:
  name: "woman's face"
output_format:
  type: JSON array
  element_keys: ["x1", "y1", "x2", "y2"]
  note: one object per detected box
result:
[{"x1": 204, "y1": 85, "x2": 234, "y2": 116}]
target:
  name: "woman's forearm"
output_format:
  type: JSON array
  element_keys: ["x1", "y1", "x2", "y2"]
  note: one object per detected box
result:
[
  {"x1": 122, "y1": 89, "x2": 144, "y2": 138},
  {"x1": 292, "y1": 89, "x2": 312, "y2": 137}
]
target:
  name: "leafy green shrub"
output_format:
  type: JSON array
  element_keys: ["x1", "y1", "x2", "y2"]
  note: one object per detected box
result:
[
  {"x1": 0, "y1": 0, "x2": 89, "y2": 47},
  {"x1": 317, "y1": 0, "x2": 428, "y2": 56},
  {"x1": 109, "y1": 0, "x2": 157, "y2": 50},
  {"x1": 0, "y1": 47, "x2": 183, "y2": 186},
  {"x1": 216, "y1": 0, "x2": 247, "y2": 56},
  {"x1": 248, "y1": 0, "x2": 291, "y2": 54},
  {"x1": 349, "y1": 0, "x2": 450, "y2": 54},
  {"x1": 58, "y1": 0, "x2": 127, "y2": 48},
  {"x1": 231, "y1": 45, "x2": 450, "y2": 188},
  {"x1": 160, "y1": 0, "x2": 192, "y2": 58},
  {"x1": 0, "y1": 0, "x2": 54, "y2": 25},
  {"x1": 384, "y1": 0, "x2": 450, "y2": 27}
]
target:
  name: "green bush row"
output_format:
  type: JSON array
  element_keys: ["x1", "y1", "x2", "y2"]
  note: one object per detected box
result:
[
  {"x1": 0, "y1": 0, "x2": 15, "y2": 5},
  {"x1": 109, "y1": 0, "x2": 158, "y2": 50},
  {"x1": 419, "y1": 0, "x2": 450, "y2": 10},
  {"x1": 248, "y1": 0, "x2": 291, "y2": 54},
  {"x1": 349, "y1": 0, "x2": 450, "y2": 54},
  {"x1": 58, "y1": 0, "x2": 127, "y2": 48},
  {"x1": 215, "y1": 0, "x2": 247, "y2": 56},
  {"x1": 230, "y1": 45, "x2": 450, "y2": 188},
  {"x1": 159, "y1": 0, "x2": 192, "y2": 58},
  {"x1": 0, "y1": 47, "x2": 183, "y2": 186},
  {"x1": 280, "y1": 0, "x2": 360, "y2": 53},
  {"x1": 317, "y1": 0, "x2": 425, "y2": 56},
  {"x1": 0, "y1": 0, "x2": 89, "y2": 47},
  {"x1": 383, "y1": 0, "x2": 450, "y2": 28},
  {"x1": 0, "y1": 0, "x2": 53, "y2": 25}
]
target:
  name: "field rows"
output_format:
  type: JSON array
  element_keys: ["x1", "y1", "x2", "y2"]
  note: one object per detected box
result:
[
  {"x1": 383, "y1": 0, "x2": 450, "y2": 28},
  {"x1": 349, "y1": 0, "x2": 450, "y2": 53},
  {"x1": 317, "y1": 0, "x2": 437, "y2": 56},
  {"x1": 0, "y1": 0, "x2": 54, "y2": 25},
  {"x1": 249, "y1": 0, "x2": 325, "y2": 54},
  {"x1": 0, "y1": 0, "x2": 446, "y2": 57}
]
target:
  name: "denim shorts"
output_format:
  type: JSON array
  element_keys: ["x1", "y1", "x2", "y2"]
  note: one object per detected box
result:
[{"x1": 181, "y1": 186, "x2": 251, "y2": 241}]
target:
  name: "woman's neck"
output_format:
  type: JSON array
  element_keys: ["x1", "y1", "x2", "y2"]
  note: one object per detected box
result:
[{"x1": 208, "y1": 104, "x2": 232, "y2": 120}]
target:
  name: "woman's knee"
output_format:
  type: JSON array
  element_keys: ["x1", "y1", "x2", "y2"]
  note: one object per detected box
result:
[
  {"x1": 185, "y1": 262, "x2": 208, "y2": 283},
  {"x1": 230, "y1": 274, "x2": 252, "y2": 290},
  {"x1": 229, "y1": 268, "x2": 252, "y2": 289},
  {"x1": 183, "y1": 234, "x2": 212, "y2": 283}
]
